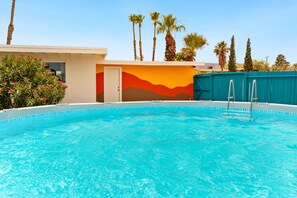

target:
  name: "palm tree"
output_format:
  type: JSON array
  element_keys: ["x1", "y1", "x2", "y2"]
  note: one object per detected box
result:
[
  {"x1": 136, "y1": 15, "x2": 145, "y2": 61},
  {"x1": 182, "y1": 33, "x2": 207, "y2": 61},
  {"x1": 129, "y1": 14, "x2": 138, "y2": 60},
  {"x1": 157, "y1": 14, "x2": 185, "y2": 61},
  {"x1": 214, "y1": 41, "x2": 230, "y2": 71},
  {"x1": 150, "y1": 12, "x2": 160, "y2": 61},
  {"x1": 6, "y1": 0, "x2": 16, "y2": 45}
]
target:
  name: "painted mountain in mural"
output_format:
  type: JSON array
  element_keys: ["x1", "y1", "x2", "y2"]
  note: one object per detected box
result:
[
  {"x1": 96, "y1": 72, "x2": 104, "y2": 95},
  {"x1": 96, "y1": 72, "x2": 193, "y2": 102},
  {"x1": 122, "y1": 72, "x2": 193, "y2": 100},
  {"x1": 96, "y1": 72, "x2": 104, "y2": 102}
]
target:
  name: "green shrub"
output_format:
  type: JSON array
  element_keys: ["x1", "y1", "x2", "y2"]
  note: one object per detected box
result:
[{"x1": 0, "y1": 55, "x2": 67, "y2": 110}]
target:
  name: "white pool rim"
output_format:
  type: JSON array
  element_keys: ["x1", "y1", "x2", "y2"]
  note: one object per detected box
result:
[{"x1": 1, "y1": 101, "x2": 297, "y2": 121}]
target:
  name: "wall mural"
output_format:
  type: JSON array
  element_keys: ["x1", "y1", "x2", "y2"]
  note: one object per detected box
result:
[{"x1": 96, "y1": 65, "x2": 194, "y2": 102}]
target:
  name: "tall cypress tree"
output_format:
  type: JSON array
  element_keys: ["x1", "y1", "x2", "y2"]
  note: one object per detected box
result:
[
  {"x1": 244, "y1": 38, "x2": 253, "y2": 71},
  {"x1": 228, "y1": 35, "x2": 236, "y2": 71}
]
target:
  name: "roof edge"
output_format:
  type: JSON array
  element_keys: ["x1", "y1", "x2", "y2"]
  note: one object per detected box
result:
[
  {"x1": 0, "y1": 45, "x2": 107, "y2": 55},
  {"x1": 99, "y1": 60, "x2": 205, "y2": 66}
]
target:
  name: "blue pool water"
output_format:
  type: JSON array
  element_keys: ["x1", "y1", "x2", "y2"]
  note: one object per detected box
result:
[{"x1": 0, "y1": 106, "x2": 297, "y2": 197}]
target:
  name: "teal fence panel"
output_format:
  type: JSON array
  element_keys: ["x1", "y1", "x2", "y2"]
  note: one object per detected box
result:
[
  {"x1": 211, "y1": 73, "x2": 246, "y2": 101},
  {"x1": 194, "y1": 71, "x2": 297, "y2": 105},
  {"x1": 194, "y1": 74, "x2": 212, "y2": 100}
]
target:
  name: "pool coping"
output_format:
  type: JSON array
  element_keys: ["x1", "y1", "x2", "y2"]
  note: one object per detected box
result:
[{"x1": 0, "y1": 101, "x2": 297, "y2": 121}]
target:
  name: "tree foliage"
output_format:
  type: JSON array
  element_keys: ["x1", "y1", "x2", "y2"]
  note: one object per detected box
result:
[
  {"x1": 214, "y1": 41, "x2": 229, "y2": 71},
  {"x1": 175, "y1": 48, "x2": 195, "y2": 61},
  {"x1": 175, "y1": 51, "x2": 187, "y2": 61},
  {"x1": 228, "y1": 35, "x2": 237, "y2": 71},
  {"x1": 253, "y1": 59, "x2": 270, "y2": 71},
  {"x1": 179, "y1": 33, "x2": 207, "y2": 61},
  {"x1": 0, "y1": 55, "x2": 67, "y2": 110},
  {"x1": 157, "y1": 14, "x2": 185, "y2": 61},
  {"x1": 244, "y1": 38, "x2": 253, "y2": 71},
  {"x1": 291, "y1": 63, "x2": 297, "y2": 71},
  {"x1": 272, "y1": 54, "x2": 290, "y2": 71}
]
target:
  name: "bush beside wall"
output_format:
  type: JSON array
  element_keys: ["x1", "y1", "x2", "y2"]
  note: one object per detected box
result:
[{"x1": 0, "y1": 55, "x2": 67, "y2": 110}]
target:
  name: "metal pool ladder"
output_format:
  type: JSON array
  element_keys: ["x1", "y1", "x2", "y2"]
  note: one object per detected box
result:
[
  {"x1": 250, "y1": 80, "x2": 258, "y2": 111},
  {"x1": 227, "y1": 79, "x2": 236, "y2": 110}
]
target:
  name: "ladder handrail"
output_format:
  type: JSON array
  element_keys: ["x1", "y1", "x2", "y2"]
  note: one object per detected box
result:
[
  {"x1": 227, "y1": 79, "x2": 236, "y2": 110},
  {"x1": 250, "y1": 79, "x2": 258, "y2": 111}
]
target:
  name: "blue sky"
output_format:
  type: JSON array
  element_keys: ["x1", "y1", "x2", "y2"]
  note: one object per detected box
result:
[{"x1": 0, "y1": 0, "x2": 296, "y2": 64}]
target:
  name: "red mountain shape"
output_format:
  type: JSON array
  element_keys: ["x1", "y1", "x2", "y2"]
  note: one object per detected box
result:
[
  {"x1": 96, "y1": 72, "x2": 104, "y2": 94},
  {"x1": 122, "y1": 72, "x2": 193, "y2": 98},
  {"x1": 96, "y1": 72, "x2": 193, "y2": 98}
]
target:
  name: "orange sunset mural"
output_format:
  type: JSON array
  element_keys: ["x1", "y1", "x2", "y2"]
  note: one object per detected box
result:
[{"x1": 96, "y1": 65, "x2": 194, "y2": 102}]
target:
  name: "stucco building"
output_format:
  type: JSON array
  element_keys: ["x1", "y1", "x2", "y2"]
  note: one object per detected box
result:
[{"x1": 0, "y1": 45, "x2": 220, "y2": 103}]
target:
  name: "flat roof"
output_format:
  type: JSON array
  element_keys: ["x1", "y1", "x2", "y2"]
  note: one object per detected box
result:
[
  {"x1": 100, "y1": 60, "x2": 205, "y2": 67},
  {"x1": 0, "y1": 45, "x2": 107, "y2": 56}
]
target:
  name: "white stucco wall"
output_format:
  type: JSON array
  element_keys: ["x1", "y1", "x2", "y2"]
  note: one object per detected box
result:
[{"x1": 39, "y1": 54, "x2": 104, "y2": 103}]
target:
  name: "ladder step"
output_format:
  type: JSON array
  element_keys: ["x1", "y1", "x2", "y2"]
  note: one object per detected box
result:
[{"x1": 225, "y1": 110, "x2": 250, "y2": 114}]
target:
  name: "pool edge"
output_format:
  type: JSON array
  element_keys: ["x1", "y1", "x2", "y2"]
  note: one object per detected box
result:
[{"x1": 1, "y1": 101, "x2": 297, "y2": 121}]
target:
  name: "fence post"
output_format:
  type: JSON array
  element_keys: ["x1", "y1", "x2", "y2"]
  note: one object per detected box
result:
[
  {"x1": 268, "y1": 77, "x2": 272, "y2": 103},
  {"x1": 210, "y1": 75, "x2": 213, "y2": 100},
  {"x1": 244, "y1": 72, "x2": 248, "y2": 102}
]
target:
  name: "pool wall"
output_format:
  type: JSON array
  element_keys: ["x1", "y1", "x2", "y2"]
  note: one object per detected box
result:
[{"x1": 1, "y1": 101, "x2": 297, "y2": 121}]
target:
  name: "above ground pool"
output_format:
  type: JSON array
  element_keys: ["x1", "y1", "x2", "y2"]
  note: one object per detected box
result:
[{"x1": 0, "y1": 102, "x2": 297, "y2": 197}]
